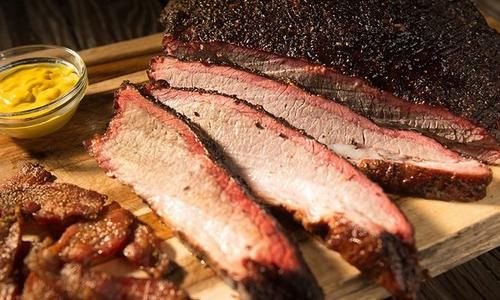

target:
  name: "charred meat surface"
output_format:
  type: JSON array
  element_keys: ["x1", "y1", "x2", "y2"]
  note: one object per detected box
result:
[
  {"x1": 24, "y1": 246, "x2": 188, "y2": 300},
  {"x1": 46, "y1": 204, "x2": 135, "y2": 265},
  {"x1": 145, "y1": 84, "x2": 420, "y2": 298},
  {"x1": 149, "y1": 56, "x2": 492, "y2": 201},
  {"x1": 0, "y1": 215, "x2": 21, "y2": 283},
  {"x1": 1, "y1": 164, "x2": 181, "y2": 298},
  {"x1": 0, "y1": 164, "x2": 55, "y2": 189},
  {"x1": 161, "y1": 0, "x2": 500, "y2": 164},
  {"x1": 86, "y1": 83, "x2": 322, "y2": 300},
  {"x1": 0, "y1": 213, "x2": 22, "y2": 299},
  {"x1": 0, "y1": 163, "x2": 106, "y2": 224},
  {"x1": 22, "y1": 272, "x2": 63, "y2": 300},
  {"x1": 123, "y1": 224, "x2": 171, "y2": 278},
  {"x1": 0, "y1": 282, "x2": 19, "y2": 300},
  {"x1": 60, "y1": 264, "x2": 189, "y2": 300},
  {"x1": 22, "y1": 214, "x2": 189, "y2": 300},
  {"x1": 0, "y1": 164, "x2": 105, "y2": 299}
]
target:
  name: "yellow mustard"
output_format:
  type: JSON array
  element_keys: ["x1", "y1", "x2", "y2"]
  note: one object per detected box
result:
[{"x1": 0, "y1": 63, "x2": 78, "y2": 113}]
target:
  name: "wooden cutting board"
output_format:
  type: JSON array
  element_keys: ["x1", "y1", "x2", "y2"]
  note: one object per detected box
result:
[{"x1": 1, "y1": 18, "x2": 499, "y2": 299}]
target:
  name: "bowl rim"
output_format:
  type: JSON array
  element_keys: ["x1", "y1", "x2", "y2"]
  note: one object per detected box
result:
[{"x1": 0, "y1": 44, "x2": 87, "y2": 120}]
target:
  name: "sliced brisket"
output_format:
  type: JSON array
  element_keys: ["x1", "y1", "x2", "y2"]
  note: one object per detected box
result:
[
  {"x1": 149, "y1": 56, "x2": 492, "y2": 201},
  {"x1": 161, "y1": 0, "x2": 500, "y2": 165},
  {"x1": 86, "y1": 84, "x2": 322, "y2": 300},
  {"x1": 145, "y1": 84, "x2": 420, "y2": 299}
]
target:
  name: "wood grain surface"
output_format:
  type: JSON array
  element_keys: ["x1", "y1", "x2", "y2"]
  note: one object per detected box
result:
[
  {"x1": 0, "y1": 1, "x2": 499, "y2": 298},
  {"x1": 0, "y1": 0, "x2": 163, "y2": 50}
]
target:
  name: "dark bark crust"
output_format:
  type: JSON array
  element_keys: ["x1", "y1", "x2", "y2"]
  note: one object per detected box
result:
[
  {"x1": 161, "y1": 0, "x2": 500, "y2": 141},
  {"x1": 358, "y1": 160, "x2": 492, "y2": 201}
]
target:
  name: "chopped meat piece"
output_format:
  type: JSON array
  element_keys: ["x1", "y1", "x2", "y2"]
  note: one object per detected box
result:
[
  {"x1": 23, "y1": 265, "x2": 189, "y2": 300},
  {"x1": 0, "y1": 212, "x2": 23, "y2": 300},
  {"x1": 0, "y1": 282, "x2": 18, "y2": 300},
  {"x1": 0, "y1": 164, "x2": 55, "y2": 189},
  {"x1": 0, "y1": 163, "x2": 106, "y2": 224},
  {"x1": 0, "y1": 165, "x2": 107, "y2": 299},
  {"x1": 123, "y1": 224, "x2": 170, "y2": 278},
  {"x1": 6, "y1": 184, "x2": 106, "y2": 224},
  {"x1": 0, "y1": 214, "x2": 21, "y2": 283},
  {"x1": 46, "y1": 204, "x2": 135, "y2": 265},
  {"x1": 60, "y1": 264, "x2": 190, "y2": 300},
  {"x1": 24, "y1": 240, "x2": 189, "y2": 300},
  {"x1": 22, "y1": 272, "x2": 63, "y2": 300}
]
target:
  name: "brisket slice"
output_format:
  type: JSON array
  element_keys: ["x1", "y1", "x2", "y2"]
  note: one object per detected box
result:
[
  {"x1": 161, "y1": 0, "x2": 500, "y2": 165},
  {"x1": 149, "y1": 56, "x2": 492, "y2": 201},
  {"x1": 145, "y1": 84, "x2": 420, "y2": 299},
  {"x1": 86, "y1": 83, "x2": 322, "y2": 300},
  {"x1": 46, "y1": 204, "x2": 135, "y2": 265},
  {"x1": 0, "y1": 163, "x2": 106, "y2": 224}
]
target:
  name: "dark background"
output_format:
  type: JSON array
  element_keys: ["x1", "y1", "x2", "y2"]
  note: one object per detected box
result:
[
  {"x1": 0, "y1": 0, "x2": 499, "y2": 299},
  {"x1": 0, "y1": 0, "x2": 166, "y2": 50}
]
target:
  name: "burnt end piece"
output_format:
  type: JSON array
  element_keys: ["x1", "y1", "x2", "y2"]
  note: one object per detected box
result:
[
  {"x1": 23, "y1": 272, "x2": 63, "y2": 300},
  {"x1": 47, "y1": 204, "x2": 135, "y2": 265},
  {"x1": 0, "y1": 164, "x2": 55, "y2": 189},
  {"x1": 23, "y1": 265, "x2": 190, "y2": 300},
  {"x1": 14, "y1": 184, "x2": 106, "y2": 224},
  {"x1": 24, "y1": 226, "x2": 188, "y2": 300},
  {"x1": 0, "y1": 283, "x2": 19, "y2": 300},
  {"x1": 60, "y1": 264, "x2": 190, "y2": 300},
  {"x1": 0, "y1": 163, "x2": 106, "y2": 224},
  {"x1": 123, "y1": 224, "x2": 171, "y2": 278},
  {"x1": 0, "y1": 213, "x2": 22, "y2": 299},
  {"x1": 0, "y1": 164, "x2": 105, "y2": 299},
  {"x1": 358, "y1": 160, "x2": 492, "y2": 201},
  {"x1": 0, "y1": 215, "x2": 21, "y2": 283}
]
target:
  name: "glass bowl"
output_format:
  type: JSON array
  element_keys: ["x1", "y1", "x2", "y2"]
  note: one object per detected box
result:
[{"x1": 0, "y1": 45, "x2": 88, "y2": 139}]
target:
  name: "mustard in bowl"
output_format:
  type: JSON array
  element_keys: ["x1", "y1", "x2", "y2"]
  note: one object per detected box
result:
[{"x1": 0, "y1": 45, "x2": 87, "y2": 139}]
